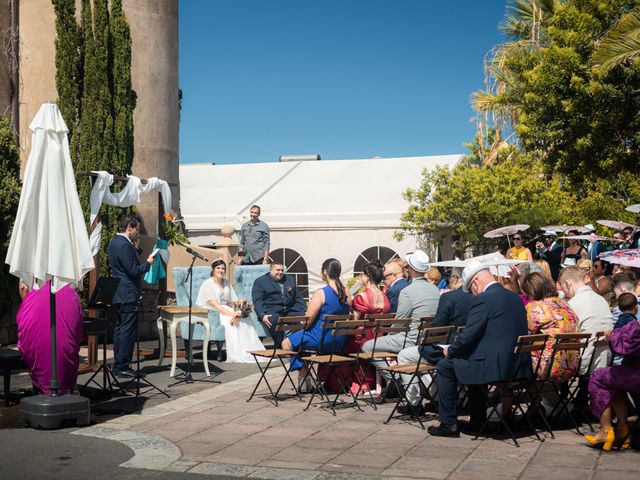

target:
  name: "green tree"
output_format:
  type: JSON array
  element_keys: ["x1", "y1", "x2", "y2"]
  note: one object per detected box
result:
[
  {"x1": 397, "y1": 150, "x2": 577, "y2": 253},
  {"x1": 54, "y1": 0, "x2": 136, "y2": 277},
  {"x1": 591, "y1": 7, "x2": 640, "y2": 68},
  {"x1": 0, "y1": 118, "x2": 22, "y2": 316},
  {"x1": 470, "y1": 0, "x2": 640, "y2": 221},
  {"x1": 52, "y1": 0, "x2": 82, "y2": 148}
]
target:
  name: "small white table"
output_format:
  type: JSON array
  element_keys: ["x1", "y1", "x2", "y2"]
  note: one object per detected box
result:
[{"x1": 157, "y1": 305, "x2": 211, "y2": 377}]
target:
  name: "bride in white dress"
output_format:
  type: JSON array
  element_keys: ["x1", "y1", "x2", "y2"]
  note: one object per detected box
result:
[{"x1": 196, "y1": 259, "x2": 265, "y2": 363}]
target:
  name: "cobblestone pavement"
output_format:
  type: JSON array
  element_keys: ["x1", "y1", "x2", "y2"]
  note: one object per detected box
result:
[{"x1": 73, "y1": 366, "x2": 640, "y2": 480}]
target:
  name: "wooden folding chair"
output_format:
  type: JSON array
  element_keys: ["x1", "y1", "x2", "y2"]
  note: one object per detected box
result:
[
  {"x1": 545, "y1": 332, "x2": 592, "y2": 434},
  {"x1": 302, "y1": 320, "x2": 366, "y2": 416},
  {"x1": 475, "y1": 334, "x2": 549, "y2": 447},
  {"x1": 381, "y1": 325, "x2": 454, "y2": 429},
  {"x1": 349, "y1": 317, "x2": 412, "y2": 408},
  {"x1": 246, "y1": 315, "x2": 309, "y2": 406}
]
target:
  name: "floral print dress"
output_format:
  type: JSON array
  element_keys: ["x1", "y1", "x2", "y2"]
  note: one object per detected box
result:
[{"x1": 526, "y1": 297, "x2": 580, "y2": 382}]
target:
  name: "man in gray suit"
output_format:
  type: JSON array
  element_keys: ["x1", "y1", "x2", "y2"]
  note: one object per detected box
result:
[{"x1": 362, "y1": 250, "x2": 440, "y2": 380}]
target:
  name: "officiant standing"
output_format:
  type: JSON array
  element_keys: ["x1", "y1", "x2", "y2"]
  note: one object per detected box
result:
[
  {"x1": 238, "y1": 205, "x2": 270, "y2": 265},
  {"x1": 108, "y1": 214, "x2": 155, "y2": 378}
]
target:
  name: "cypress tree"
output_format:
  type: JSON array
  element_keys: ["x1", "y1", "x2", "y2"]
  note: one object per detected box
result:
[
  {"x1": 111, "y1": 0, "x2": 136, "y2": 177},
  {"x1": 53, "y1": 0, "x2": 136, "y2": 277},
  {"x1": 51, "y1": 0, "x2": 81, "y2": 150}
]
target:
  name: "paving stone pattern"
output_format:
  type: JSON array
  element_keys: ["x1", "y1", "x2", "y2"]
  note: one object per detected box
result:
[{"x1": 75, "y1": 367, "x2": 640, "y2": 479}]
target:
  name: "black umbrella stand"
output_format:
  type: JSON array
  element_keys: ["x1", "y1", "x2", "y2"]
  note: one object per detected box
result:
[{"x1": 20, "y1": 283, "x2": 90, "y2": 429}]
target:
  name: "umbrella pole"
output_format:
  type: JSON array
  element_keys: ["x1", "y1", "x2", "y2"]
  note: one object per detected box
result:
[
  {"x1": 49, "y1": 284, "x2": 59, "y2": 396},
  {"x1": 507, "y1": 234, "x2": 512, "y2": 250}
]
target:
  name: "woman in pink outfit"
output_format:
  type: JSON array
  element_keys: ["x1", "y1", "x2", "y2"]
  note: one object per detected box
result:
[{"x1": 16, "y1": 281, "x2": 84, "y2": 394}]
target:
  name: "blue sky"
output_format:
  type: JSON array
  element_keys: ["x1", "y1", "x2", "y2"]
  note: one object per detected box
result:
[{"x1": 179, "y1": 1, "x2": 507, "y2": 164}]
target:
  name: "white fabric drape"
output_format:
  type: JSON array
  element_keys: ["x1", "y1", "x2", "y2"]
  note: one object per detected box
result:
[{"x1": 88, "y1": 171, "x2": 172, "y2": 256}]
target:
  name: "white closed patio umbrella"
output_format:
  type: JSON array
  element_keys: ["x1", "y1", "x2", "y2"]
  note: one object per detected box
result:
[{"x1": 5, "y1": 102, "x2": 94, "y2": 428}]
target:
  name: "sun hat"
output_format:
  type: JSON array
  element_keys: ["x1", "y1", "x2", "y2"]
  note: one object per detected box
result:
[
  {"x1": 584, "y1": 224, "x2": 595, "y2": 232},
  {"x1": 462, "y1": 261, "x2": 490, "y2": 292},
  {"x1": 543, "y1": 230, "x2": 558, "y2": 237},
  {"x1": 404, "y1": 250, "x2": 430, "y2": 273}
]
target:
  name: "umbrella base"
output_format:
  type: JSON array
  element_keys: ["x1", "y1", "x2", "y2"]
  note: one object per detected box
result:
[{"x1": 20, "y1": 393, "x2": 90, "y2": 430}]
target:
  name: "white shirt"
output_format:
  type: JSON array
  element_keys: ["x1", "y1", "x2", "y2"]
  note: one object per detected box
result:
[{"x1": 568, "y1": 285, "x2": 614, "y2": 374}]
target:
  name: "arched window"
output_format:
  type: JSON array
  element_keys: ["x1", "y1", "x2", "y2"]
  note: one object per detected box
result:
[
  {"x1": 268, "y1": 248, "x2": 309, "y2": 300},
  {"x1": 353, "y1": 246, "x2": 400, "y2": 276}
]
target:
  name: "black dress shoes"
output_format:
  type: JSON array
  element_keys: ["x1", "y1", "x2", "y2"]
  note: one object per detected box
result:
[
  {"x1": 458, "y1": 420, "x2": 482, "y2": 434},
  {"x1": 116, "y1": 367, "x2": 145, "y2": 378},
  {"x1": 427, "y1": 423, "x2": 460, "y2": 438},
  {"x1": 397, "y1": 403, "x2": 426, "y2": 416}
]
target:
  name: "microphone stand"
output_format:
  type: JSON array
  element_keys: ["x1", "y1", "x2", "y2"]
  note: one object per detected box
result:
[{"x1": 169, "y1": 250, "x2": 219, "y2": 387}]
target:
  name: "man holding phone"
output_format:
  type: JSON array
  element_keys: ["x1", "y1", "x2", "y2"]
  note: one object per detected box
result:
[{"x1": 107, "y1": 214, "x2": 155, "y2": 378}]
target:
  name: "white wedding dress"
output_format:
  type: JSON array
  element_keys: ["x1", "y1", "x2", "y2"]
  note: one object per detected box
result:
[{"x1": 196, "y1": 278, "x2": 265, "y2": 363}]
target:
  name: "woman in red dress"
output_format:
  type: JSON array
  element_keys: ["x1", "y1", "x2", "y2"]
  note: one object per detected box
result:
[{"x1": 349, "y1": 260, "x2": 390, "y2": 394}]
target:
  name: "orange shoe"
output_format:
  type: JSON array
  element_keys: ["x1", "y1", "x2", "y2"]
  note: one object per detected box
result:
[
  {"x1": 585, "y1": 427, "x2": 615, "y2": 451},
  {"x1": 615, "y1": 424, "x2": 631, "y2": 450}
]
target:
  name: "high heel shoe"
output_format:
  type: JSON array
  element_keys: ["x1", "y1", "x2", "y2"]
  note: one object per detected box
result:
[
  {"x1": 615, "y1": 424, "x2": 631, "y2": 450},
  {"x1": 584, "y1": 427, "x2": 615, "y2": 451}
]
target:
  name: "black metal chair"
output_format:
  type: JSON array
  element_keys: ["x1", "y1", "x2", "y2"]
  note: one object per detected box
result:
[{"x1": 246, "y1": 315, "x2": 309, "y2": 406}]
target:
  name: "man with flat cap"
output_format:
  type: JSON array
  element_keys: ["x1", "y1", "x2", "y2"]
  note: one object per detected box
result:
[{"x1": 428, "y1": 261, "x2": 530, "y2": 438}]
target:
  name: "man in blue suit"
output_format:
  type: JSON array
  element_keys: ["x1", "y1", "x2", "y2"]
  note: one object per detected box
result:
[
  {"x1": 428, "y1": 261, "x2": 530, "y2": 438},
  {"x1": 252, "y1": 262, "x2": 306, "y2": 348},
  {"x1": 382, "y1": 259, "x2": 409, "y2": 313},
  {"x1": 107, "y1": 214, "x2": 154, "y2": 378}
]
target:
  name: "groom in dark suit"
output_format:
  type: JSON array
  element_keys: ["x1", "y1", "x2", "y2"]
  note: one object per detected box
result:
[
  {"x1": 252, "y1": 262, "x2": 306, "y2": 348},
  {"x1": 107, "y1": 214, "x2": 154, "y2": 378},
  {"x1": 428, "y1": 261, "x2": 531, "y2": 438}
]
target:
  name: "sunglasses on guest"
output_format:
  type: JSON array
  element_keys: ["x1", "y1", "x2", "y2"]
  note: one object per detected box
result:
[{"x1": 513, "y1": 237, "x2": 523, "y2": 241}]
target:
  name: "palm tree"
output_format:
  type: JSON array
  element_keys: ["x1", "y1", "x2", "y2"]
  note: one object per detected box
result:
[{"x1": 591, "y1": 7, "x2": 640, "y2": 69}]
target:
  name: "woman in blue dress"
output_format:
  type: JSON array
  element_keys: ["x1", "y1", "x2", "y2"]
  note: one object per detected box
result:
[{"x1": 282, "y1": 258, "x2": 350, "y2": 390}]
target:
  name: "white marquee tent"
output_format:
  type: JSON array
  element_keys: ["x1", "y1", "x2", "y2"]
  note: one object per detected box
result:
[{"x1": 180, "y1": 154, "x2": 463, "y2": 293}]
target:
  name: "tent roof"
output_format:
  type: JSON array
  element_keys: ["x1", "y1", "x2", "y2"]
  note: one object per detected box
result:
[{"x1": 180, "y1": 154, "x2": 463, "y2": 231}]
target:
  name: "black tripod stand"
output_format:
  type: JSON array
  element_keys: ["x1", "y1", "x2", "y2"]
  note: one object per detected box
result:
[
  {"x1": 79, "y1": 278, "x2": 126, "y2": 397},
  {"x1": 119, "y1": 295, "x2": 170, "y2": 404},
  {"x1": 169, "y1": 251, "x2": 219, "y2": 387}
]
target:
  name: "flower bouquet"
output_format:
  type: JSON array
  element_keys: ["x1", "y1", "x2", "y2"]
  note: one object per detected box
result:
[{"x1": 233, "y1": 299, "x2": 254, "y2": 318}]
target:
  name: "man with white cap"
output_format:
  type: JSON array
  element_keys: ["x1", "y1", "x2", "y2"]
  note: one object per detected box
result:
[
  {"x1": 427, "y1": 261, "x2": 530, "y2": 438},
  {"x1": 535, "y1": 230, "x2": 563, "y2": 281},
  {"x1": 362, "y1": 250, "x2": 440, "y2": 380}
]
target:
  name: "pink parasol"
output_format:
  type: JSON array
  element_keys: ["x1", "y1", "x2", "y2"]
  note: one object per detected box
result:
[
  {"x1": 484, "y1": 224, "x2": 530, "y2": 248},
  {"x1": 596, "y1": 220, "x2": 639, "y2": 231},
  {"x1": 598, "y1": 249, "x2": 640, "y2": 268},
  {"x1": 559, "y1": 234, "x2": 624, "y2": 242},
  {"x1": 540, "y1": 225, "x2": 590, "y2": 233},
  {"x1": 625, "y1": 204, "x2": 640, "y2": 214}
]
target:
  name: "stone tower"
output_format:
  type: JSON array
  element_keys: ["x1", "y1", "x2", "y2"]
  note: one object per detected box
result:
[{"x1": 17, "y1": 0, "x2": 180, "y2": 229}]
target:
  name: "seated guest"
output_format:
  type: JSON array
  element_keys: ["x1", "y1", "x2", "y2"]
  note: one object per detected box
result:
[
  {"x1": 428, "y1": 261, "x2": 530, "y2": 438},
  {"x1": 425, "y1": 267, "x2": 442, "y2": 287},
  {"x1": 382, "y1": 259, "x2": 409, "y2": 313},
  {"x1": 535, "y1": 259, "x2": 553, "y2": 281},
  {"x1": 352, "y1": 260, "x2": 390, "y2": 321},
  {"x1": 362, "y1": 250, "x2": 439, "y2": 382},
  {"x1": 558, "y1": 266, "x2": 614, "y2": 373},
  {"x1": 348, "y1": 260, "x2": 390, "y2": 393},
  {"x1": 611, "y1": 293, "x2": 637, "y2": 366},
  {"x1": 585, "y1": 319, "x2": 640, "y2": 451},
  {"x1": 197, "y1": 259, "x2": 265, "y2": 363},
  {"x1": 522, "y1": 272, "x2": 579, "y2": 383},
  {"x1": 396, "y1": 267, "x2": 473, "y2": 413},
  {"x1": 282, "y1": 258, "x2": 350, "y2": 389},
  {"x1": 590, "y1": 259, "x2": 612, "y2": 300},
  {"x1": 611, "y1": 271, "x2": 638, "y2": 323},
  {"x1": 252, "y1": 262, "x2": 306, "y2": 348},
  {"x1": 16, "y1": 281, "x2": 84, "y2": 394}
]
